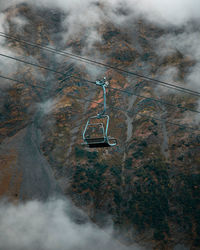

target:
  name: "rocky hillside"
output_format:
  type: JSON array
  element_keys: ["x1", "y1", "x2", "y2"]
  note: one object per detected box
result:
[{"x1": 0, "y1": 3, "x2": 199, "y2": 250}]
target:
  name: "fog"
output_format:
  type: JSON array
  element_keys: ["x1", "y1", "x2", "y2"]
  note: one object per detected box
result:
[
  {"x1": 0, "y1": 1, "x2": 199, "y2": 249},
  {"x1": 0, "y1": 198, "x2": 144, "y2": 250},
  {"x1": 1, "y1": 0, "x2": 200, "y2": 89},
  {"x1": 121, "y1": 0, "x2": 200, "y2": 26},
  {"x1": 1, "y1": 0, "x2": 200, "y2": 33}
]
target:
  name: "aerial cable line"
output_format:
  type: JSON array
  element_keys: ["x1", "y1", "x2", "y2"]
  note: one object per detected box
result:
[
  {"x1": 1, "y1": 31, "x2": 200, "y2": 96},
  {"x1": 74, "y1": 75, "x2": 200, "y2": 114},
  {"x1": 0, "y1": 53, "x2": 65, "y2": 75},
  {"x1": 108, "y1": 85, "x2": 200, "y2": 114},
  {"x1": 58, "y1": 73, "x2": 200, "y2": 115},
  {"x1": 0, "y1": 74, "x2": 46, "y2": 89},
  {"x1": 1, "y1": 32, "x2": 200, "y2": 97},
  {"x1": 0, "y1": 52, "x2": 96, "y2": 87},
  {"x1": 0, "y1": 75, "x2": 90, "y2": 126},
  {"x1": 0, "y1": 73, "x2": 199, "y2": 133},
  {"x1": 1, "y1": 52, "x2": 200, "y2": 115},
  {"x1": 58, "y1": 64, "x2": 75, "y2": 84},
  {"x1": 109, "y1": 105, "x2": 200, "y2": 133}
]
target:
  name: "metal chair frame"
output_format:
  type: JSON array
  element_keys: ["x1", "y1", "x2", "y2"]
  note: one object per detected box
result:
[{"x1": 82, "y1": 77, "x2": 117, "y2": 148}]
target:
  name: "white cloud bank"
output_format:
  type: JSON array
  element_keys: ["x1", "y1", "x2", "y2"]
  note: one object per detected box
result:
[{"x1": 0, "y1": 198, "x2": 144, "y2": 250}]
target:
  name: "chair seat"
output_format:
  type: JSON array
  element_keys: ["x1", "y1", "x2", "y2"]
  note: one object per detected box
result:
[
  {"x1": 85, "y1": 137, "x2": 105, "y2": 143},
  {"x1": 83, "y1": 137, "x2": 116, "y2": 148}
]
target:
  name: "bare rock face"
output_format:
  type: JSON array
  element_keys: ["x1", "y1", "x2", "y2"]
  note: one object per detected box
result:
[{"x1": 0, "y1": 3, "x2": 199, "y2": 250}]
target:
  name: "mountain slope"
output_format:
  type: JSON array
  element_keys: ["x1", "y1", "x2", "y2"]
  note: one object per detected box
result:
[{"x1": 0, "y1": 3, "x2": 199, "y2": 249}]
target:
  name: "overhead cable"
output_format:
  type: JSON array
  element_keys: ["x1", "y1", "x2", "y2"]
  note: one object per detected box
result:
[
  {"x1": 1, "y1": 32, "x2": 200, "y2": 97},
  {"x1": 0, "y1": 73, "x2": 199, "y2": 133},
  {"x1": 1, "y1": 52, "x2": 200, "y2": 115}
]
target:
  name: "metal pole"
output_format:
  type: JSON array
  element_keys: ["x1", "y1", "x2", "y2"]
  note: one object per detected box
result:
[
  {"x1": 102, "y1": 85, "x2": 106, "y2": 115},
  {"x1": 96, "y1": 77, "x2": 108, "y2": 117}
]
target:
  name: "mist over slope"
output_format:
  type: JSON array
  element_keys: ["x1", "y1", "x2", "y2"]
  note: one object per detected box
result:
[
  {"x1": 0, "y1": 198, "x2": 144, "y2": 250},
  {"x1": 0, "y1": 1, "x2": 200, "y2": 250}
]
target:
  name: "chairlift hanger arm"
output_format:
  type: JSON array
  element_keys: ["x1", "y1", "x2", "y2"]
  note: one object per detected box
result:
[{"x1": 95, "y1": 77, "x2": 109, "y2": 117}]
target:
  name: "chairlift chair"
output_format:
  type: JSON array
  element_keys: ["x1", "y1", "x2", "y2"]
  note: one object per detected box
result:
[{"x1": 82, "y1": 77, "x2": 117, "y2": 148}]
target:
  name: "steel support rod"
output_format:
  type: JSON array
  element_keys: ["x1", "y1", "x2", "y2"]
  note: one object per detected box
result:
[{"x1": 96, "y1": 77, "x2": 108, "y2": 117}]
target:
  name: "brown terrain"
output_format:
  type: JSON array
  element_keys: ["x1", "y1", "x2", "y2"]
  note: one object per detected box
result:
[{"x1": 0, "y1": 3, "x2": 199, "y2": 250}]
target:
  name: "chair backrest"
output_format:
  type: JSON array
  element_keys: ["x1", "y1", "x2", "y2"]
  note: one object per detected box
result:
[
  {"x1": 83, "y1": 115, "x2": 109, "y2": 141},
  {"x1": 82, "y1": 113, "x2": 117, "y2": 147},
  {"x1": 84, "y1": 123, "x2": 105, "y2": 139}
]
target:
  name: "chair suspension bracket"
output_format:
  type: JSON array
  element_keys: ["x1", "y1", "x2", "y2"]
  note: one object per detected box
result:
[{"x1": 95, "y1": 77, "x2": 109, "y2": 118}]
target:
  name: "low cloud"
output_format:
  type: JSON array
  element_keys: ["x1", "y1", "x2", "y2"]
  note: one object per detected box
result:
[
  {"x1": 106, "y1": 0, "x2": 200, "y2": 27},
  {"x1": 156, "y1": 30, "x2": 200, "y2": 92},
  {"x1": 157, "y1": 31, "x2": 200, "y2": 61},
  {"x1": 10, "y1": 15, "x2": 29, "y2": 32},
  {"x1": 38, "y1": 98, "x2": 57, "y2": 114},
  {"x1": 0, "y1": 0, "x2": 23, "y2": 12},
  {"x1": 2, "y1": 0, "x2": 200, "y2": 31},
  {"x1": 0, "y1": 12, "x2": 20, "y2": 87},
  {"x1": 0, "y1": 198, "x2": 143, "y2": 250}
]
